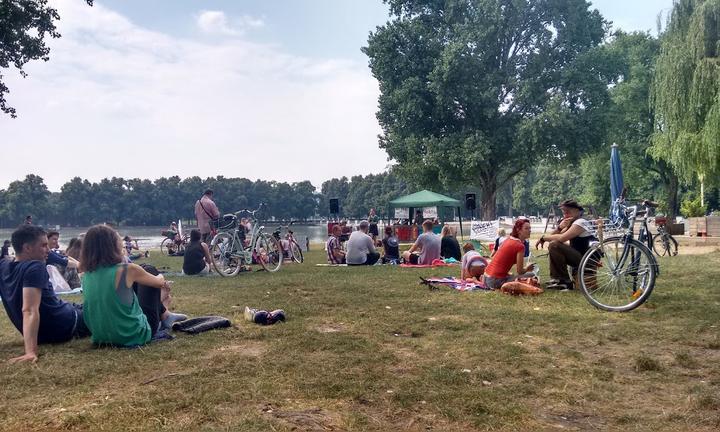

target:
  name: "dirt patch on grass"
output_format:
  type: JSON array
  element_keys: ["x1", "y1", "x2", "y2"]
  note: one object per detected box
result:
[
  {"x1": 315, "y1": 323, "x2": 346, "y2": 333},
  {"x1": 213, "y1": 341, "x2": 267, "y2": 357},
  {"x1": 678, "y1": 246, "x2": 720, "y2": 255},
  {"x1": 261, "y1": 403, "x2": 342, "y2": 431}
]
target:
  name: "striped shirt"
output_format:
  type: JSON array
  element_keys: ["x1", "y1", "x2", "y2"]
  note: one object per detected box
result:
[{"x1": 326, "y1": 236, "x2": 343, "y2": 264}]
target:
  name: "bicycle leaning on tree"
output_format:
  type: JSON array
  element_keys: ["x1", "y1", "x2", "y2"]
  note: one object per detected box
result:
[
  {"x1": 577, "y1": 198, "x2": 661, "y2": 312},
  {"x1": 209, "y1": 204, "x2": 283, "y2": 277}
]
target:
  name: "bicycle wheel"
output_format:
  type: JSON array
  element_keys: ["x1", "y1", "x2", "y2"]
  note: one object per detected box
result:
[
  {"x1": 578, "y1": 237, "x2": 657, "y2": 312},
  {"x1": 210, "y1": 232, "x2": 241, "y2": 277},
  {"x1": 652, "y1": 233, "x2": 678, "y2": 257},
  {"x1": 255, "y1": 233, "x2": 282, "y2": 272},
  {"x1": 290, "y1": 240, "x2": 303, "y2": 263},
  {"x1": 160, "y1": 238, "x2": 175, "y2": 256}
]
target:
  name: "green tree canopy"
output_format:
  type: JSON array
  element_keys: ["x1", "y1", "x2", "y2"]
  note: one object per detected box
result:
[
  {"x1": 651, "y1": 0, "x2": 720, "y2": 193},
  {"x1": 364, "y1": 0, "x2": 612, "y2": 219},
  {"x1": 0, "y1": 0, "x2": 93, "y2": 117}
]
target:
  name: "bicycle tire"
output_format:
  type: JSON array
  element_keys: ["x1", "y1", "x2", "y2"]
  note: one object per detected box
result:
[
  {"x1": 160, "y1": 238, "x2": 174, "y2": 256},
  {"x1": 210, "y1": 232, "x2": 241, "y2": 277},
  {"x1": 578, "y1": 237, "x2": 657, "y2": 312},
  {"x1": 255, "y1": 233, "x2": 282, "y2": 272},
  {"x1": 290, "y1": 240, "x2": 303, "y2": 263},
  {"x1": 652, "y1": 233, "x2": 678, "y2": 257}
]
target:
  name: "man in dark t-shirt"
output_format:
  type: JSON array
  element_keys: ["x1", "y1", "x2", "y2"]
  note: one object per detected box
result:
[{"x1": 0, "y1": 225, "x2": 90, "y2": 364}]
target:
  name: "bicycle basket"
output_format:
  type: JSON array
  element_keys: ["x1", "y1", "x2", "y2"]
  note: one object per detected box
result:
[{"x1": 213, "y1": 214, "x2": 237, "y2": 231}]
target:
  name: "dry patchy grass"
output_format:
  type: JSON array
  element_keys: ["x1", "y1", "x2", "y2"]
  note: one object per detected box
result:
[{"x1": 0, "y1": 248, "x2": 718, "y2": 431}]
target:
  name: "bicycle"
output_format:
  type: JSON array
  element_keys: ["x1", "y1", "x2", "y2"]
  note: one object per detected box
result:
[
  {"x1": 272, "y1": 222, "x2": 304, "y2": 264},
  {"x1": 160, "y1": 230, "x2": 188, "y2": 256},
  {"x1": 651, "y1": 215, "x2": 679, "y2": 257},
  {"x1": 209, "y1": 205, "x2": 283, "y2": 277},
  {"x1": 577, "y1": 199, "x2": 660, "y2": 312}
]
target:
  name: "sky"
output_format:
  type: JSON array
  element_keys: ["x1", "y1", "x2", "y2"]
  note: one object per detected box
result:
[{"x1": 1, "y1": 0, "x2": 676, "y2": 192}]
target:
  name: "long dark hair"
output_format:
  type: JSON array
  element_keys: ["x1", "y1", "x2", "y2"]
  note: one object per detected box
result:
[
  {"x1": 80, "y1": 225, "x2": 124, "y2": 272},
  {"x1": 66, "y1": 237, "x2": 82, "y2": 260}
]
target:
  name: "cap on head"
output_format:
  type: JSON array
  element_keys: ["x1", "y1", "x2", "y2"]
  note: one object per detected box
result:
[{"x1": 559, "y1": 199, "x2": 584, "y2": 212}]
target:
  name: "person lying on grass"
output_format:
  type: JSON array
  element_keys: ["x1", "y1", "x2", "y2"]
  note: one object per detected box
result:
[
  {"x1": 0, "y1": 225, "x2": 91, "y2": 364},
  {"x1": 81, "y1": 225, "x2": 187, "y2": 347},
  {"x1": 483, "y1": 219, "x2": 535, "y2": 290},
  {"x1": 460, "y1": 242, "x2": 487, "y2": 281}
]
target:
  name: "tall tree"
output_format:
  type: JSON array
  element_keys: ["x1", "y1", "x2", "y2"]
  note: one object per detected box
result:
[
  {"x1": 364, "y1": 0, "x2": 611, "y2": 219},
  {"x1": 1, "y1": 174, "x2": 50, "y2": 224},
  {"x1": 0, "y1": 0, "x2": 93, "y2": 117},
  {"x1": 651, "y1": 0, "x2": 720, "y2": 206}
]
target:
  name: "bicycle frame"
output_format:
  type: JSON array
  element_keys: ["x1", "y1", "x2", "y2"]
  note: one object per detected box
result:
[
  {"x1": 217, "y1": 207, "x2": 268, "y2": 264},
  {"x1": 599, "y1": 200, "x2": 659, "y2": 278}
]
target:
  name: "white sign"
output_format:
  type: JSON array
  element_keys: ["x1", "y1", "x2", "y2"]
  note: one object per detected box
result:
[
  {"x1": 470, "y1": 220, "x2": 500, "y2": 241},
  {"x1": 423, "y1": 206, "x2": 438, "y2": 218},
  {"x1": 394, "y1": 207, "x2": 409, "y2": 219}
]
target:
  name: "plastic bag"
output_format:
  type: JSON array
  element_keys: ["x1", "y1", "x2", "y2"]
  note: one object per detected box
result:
[{"x1": 47, "y1": 265, "x2": 71, "y2": 292}]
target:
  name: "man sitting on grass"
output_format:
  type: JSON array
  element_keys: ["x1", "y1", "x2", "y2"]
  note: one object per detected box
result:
[
  {"x1": 345, "y1": 221, "x2": 380, "y2": 266},
  {"x1": 326, "y1": 225, "x2": 346, "y2": 264},
  {"x1": 402, "y1": 220, "x2": 441, "y2": 265},
  {"x1": 46, "y1": 229, "x2": 81, "y2": 288},
  {"x1": 0, "y1": 225, "x2": 90, "y2": 364}
]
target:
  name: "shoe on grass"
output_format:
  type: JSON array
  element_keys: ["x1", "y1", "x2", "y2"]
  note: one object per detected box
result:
[
  {"x1": 546, "y1": 280, "x2": 573, "y2": 290},
  {"x1": 244, "y1": 306, "x2": 258, "y2": 322}
]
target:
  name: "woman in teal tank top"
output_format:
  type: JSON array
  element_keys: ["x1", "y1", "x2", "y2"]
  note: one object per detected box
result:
[{"x1": 80, "y1": 225, "x2": 185, "y2": 346}]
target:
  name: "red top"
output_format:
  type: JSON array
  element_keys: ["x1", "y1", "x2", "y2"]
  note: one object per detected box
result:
[{"x1": 485, "y1": 237, "x2": 524, "y2": 278}]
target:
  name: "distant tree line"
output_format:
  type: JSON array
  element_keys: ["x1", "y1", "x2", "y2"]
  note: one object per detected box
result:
[
  {"x1": 0, "y1": 172, "x2": 414, "y2": 228},
  {"x1": 2, "y1": 164, "x2": 717, "y2": 229}
]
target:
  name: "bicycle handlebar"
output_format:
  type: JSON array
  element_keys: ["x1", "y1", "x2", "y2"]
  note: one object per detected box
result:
[{"x1": 233, "y1": 203, "x2": 266, "y2": 217}]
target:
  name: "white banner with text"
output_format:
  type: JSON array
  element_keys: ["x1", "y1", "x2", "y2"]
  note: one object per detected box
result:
[{"x1": 470, "y1": 220, "x2": 500, "y2": 241}]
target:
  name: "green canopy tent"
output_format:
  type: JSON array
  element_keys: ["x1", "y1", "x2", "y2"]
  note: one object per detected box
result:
[{"x1": 388, "y1": 190, "x2": 464, "y2": 240}]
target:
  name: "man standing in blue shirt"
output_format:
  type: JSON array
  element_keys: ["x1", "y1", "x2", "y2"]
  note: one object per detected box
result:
[{"x1": 0, "y1": 225, "x2": 90, "y2": 364}]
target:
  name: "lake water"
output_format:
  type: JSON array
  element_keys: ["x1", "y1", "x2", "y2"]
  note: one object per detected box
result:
[
  {"x1": 0, "y1": 224, "x2": 332, "y2": 252},
  {"x1": 0, "y1": 219, "x2": 552, "y2": 255}
]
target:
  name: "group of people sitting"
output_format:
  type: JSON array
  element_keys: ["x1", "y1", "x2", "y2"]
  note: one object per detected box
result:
[
  {"x1": 0, "y1": 224, "x2": 189, "y2": 363},
  {"x1": 326, "y1": 219, "x2": 463, "y2": 266},
  {"x1": 325, "y1": 199, "x2": 596, "y2": 291}
]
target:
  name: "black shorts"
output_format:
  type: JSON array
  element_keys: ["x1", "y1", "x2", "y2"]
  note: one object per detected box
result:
[{"x1": 409, "y1": 253, "x2": 419, "y2": 265}]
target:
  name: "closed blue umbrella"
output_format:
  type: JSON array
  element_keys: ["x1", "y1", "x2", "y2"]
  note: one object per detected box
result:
[
  {"x1": 610, "y1": 143, "x2": 624, "y2": 203},
  {"x1": 610, "y1": 143, "x2": 624, "y2": 223}
]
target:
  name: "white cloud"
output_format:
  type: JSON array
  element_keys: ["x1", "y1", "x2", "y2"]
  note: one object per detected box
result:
[
  {"x1": 0, "y1": 0, "x2": 387, "y2": 191},
  {"x1": 196, "y1": 10, "x2": 264, "y2": 36}
]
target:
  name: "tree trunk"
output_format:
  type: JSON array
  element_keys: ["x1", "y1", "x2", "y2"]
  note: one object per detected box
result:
[
  {"x1": 480, "y1": 176, "x2": 497, "y2": 220},
  {"x1": 665, "y1": 173, "x2": 679, "y2": 219}
]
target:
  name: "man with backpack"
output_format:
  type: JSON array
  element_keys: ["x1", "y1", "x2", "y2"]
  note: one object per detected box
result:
[{"x1": 194, "y1": 189, "x2": 220, "y2": 243}]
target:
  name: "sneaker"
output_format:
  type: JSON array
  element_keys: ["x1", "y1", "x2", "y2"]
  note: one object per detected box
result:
[
  {"x1": 151, "y1": 329, "x2": 175, "y2": 342},
  {"x1": 244, "y1": 306, "x2": 258, "y2": 322},
  {"x1": 546, "y1": 280, "x2": 573, "y2": 290}
]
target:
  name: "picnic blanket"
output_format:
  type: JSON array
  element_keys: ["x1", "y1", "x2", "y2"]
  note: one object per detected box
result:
[
  {"x1": 420, "y1": 277, "x2": 491, "y2": 292},
  {"x1": 399, "y1": 262, "x2": 458, "y2": 268}
]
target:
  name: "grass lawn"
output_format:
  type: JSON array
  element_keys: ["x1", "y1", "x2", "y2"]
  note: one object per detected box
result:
[{"x1": 1, "y1": 246, "x2": 719, "y2": 431}]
